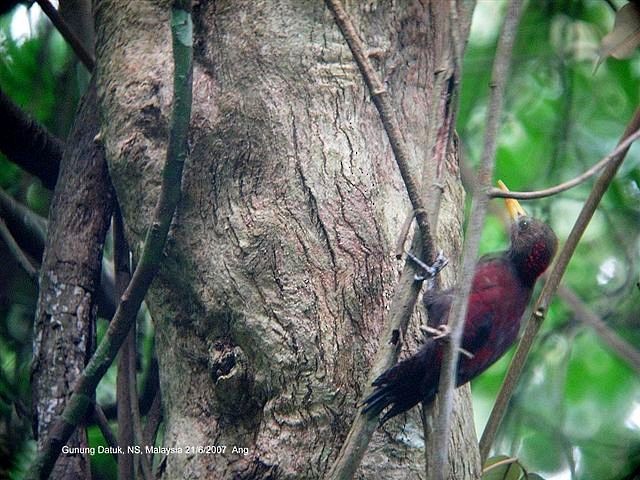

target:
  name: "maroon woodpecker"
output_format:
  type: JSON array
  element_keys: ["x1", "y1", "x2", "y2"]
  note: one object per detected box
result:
[{"x1": 362, "y1": 182, "x2": 558, "y2": 425}]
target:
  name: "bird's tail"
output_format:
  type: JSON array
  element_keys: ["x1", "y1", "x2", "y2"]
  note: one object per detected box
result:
[
  {"x1": 360, "y1": 347, "x2": 436, "y2": 426},
  {"x1": 361, "y1": 381, "x2": 415, "y2": 426}
]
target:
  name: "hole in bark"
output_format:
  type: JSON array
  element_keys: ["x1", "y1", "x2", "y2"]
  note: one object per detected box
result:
[{"x1": 210, "y1": 340, "x2": 239, "y2": 384}]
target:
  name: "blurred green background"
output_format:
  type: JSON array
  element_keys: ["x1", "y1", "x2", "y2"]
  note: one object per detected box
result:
[{"x1": 0, "y1": 1, "x2": 639, "y2": 479}]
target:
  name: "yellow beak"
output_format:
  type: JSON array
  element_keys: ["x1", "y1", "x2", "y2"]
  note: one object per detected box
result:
[{"x1": 497, "y1": 180, "x2": 527, "y2": 219}]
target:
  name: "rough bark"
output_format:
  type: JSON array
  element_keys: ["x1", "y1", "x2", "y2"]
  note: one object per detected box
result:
[
  {"x1": 31, "y1": 80, "x2": 113, "y2": 478},
  {"x1": 95, "y1": 1, "x2": 475, "y2": 478}
]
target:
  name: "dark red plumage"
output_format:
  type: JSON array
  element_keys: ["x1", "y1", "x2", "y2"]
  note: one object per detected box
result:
[{"x1": 363, "y1": 211, "x2": 558, "y2": 425}]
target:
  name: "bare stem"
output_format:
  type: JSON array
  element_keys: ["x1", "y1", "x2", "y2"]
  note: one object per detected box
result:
[
  {"x1": 431, "y1": 1, "x2": 524, "y2": 478},
  {"x1": 323, "y1": 0, "x2": 434, "y2": 260},
  {"x1": 478, "y1": 106, "x2": 640, "y2": 462},
  {"x1": 489, "y1": 128, "x2": 640, "y2": 200},
  {"x1": 114, "y1": 206, "x2": 135, "y2": 480},
  {"x1": 558, "y1": 285, "x2": 640, "y2": 373},
  {"x1": 35, "y1": 0, "x2": 95, "y2": 71},
  {"x1": 0, "y1": 218, "x2": 38, "y2": 280},
  {"x1": 92, "y1": 406, "x2": 119, "y2": 461},
  {"x1": 142, "y1": 389, "x2": 163, "y2": 448},
  {"x1": 0, "y1": 188, "x2": 47, "y2": 251},
  {"x1": 0, "y1": 88, "x2": 62, "y2": 189}
]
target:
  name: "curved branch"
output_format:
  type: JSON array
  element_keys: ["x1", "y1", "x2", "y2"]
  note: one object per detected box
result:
[
  {"x1": 26, "y1": 3, "x2": 193, "y2": 478},
  {"x1": 489, "y1": 128, "x2": 640, "y2": 200},
  {"x1": 479, "y1": 106, "x2": 640, "y2": 462}
]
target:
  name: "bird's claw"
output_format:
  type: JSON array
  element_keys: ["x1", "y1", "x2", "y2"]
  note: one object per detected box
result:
[
  {"x1": 407, "y1": 250, "x2": 449, "y2": 281},
  {"x1": 419, "y1": 325, "x2": 475, "y2": 358},
  {"x1": 420, "y1": 324, "x2": 450, "y2": 340}
]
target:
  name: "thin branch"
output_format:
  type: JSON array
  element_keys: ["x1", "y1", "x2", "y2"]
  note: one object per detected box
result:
[
  {"x1": 0, "y1": 218, "x2": 38, "y2": 280},
  {"x1": 130, "y1": 326, "x2": 153, "y2": 480},
  {"x1": 26, "y1": 3, "x2": 193, "y2": 477},
  {"x1": 421, "y1": 3, "x2": 477, "y2": 475},
  {"x1": 557, "y1": 285, "x2": 640, "y2": 373},
  {"x1": 0, "y1": 187, "x2": 117, "y2": 319},
  {"x1": 482, "y1": 456, "x2": 519, "y2": 474},
  {"x1": 324, "y1": 0, "x2": 434, "y2": 261},
  {"x1": 419, "y1": 8, "x2": 469, "y2": 386},
  {"x1": 0, "y1": 88, "x2": 62, "y2": 189},
  {"x1": 92, "y1": 406, "x2": 119, "y2": 461},
  {"x1": 35, "y1": 0, "x2": 95, "y2": 71},
  {"x1": 327, "y1": 2, "x2": 478, "y2": 477},
  {"x1": 431, "y1": 2, "x2": 524, "y2": 479},
  {"x1": 142, "y1": 389, "x2": 162, "y2": 456},
  {"x1": 479, "y1": 106, "x2": 640, "y2": 462},
  {"x1": 0, "y1": 188, "x2": 47, "y2": 249},
  {"x1": 394, "y1": 209, "x2": 417, "y2": 258},
  {"x1": 488, "y1": 128, "x2": 640, "y2": 200},
  {"x1": 114, "y1": 206, "x2": 135, "y2": 480}
]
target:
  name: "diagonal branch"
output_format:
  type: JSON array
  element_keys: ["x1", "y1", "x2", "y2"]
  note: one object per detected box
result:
[
  {"x1": 323, "y1": 0, "x2": 434, "y2": 261},
  {"x1": 92, "y1": 406, "x2": 119, "y2": 461},
  {"x1": 322, "y1": 2, "x2": 444, "y2": 478},
  {"x1": 0, "y1": 188, "x2": 47, "y2": 248},
  {"x1": 26, "y1": 3, "x2": 193, "y2": 478},
  {"x1": 557, "y1": 285, "x2": 640, "y2": 373},
  {"x1": 325, "y1": 0, "x2": 456, "y2": 479},
  {"x1": 430, "y1": 1, "x2": 524, "y2": 478},
  {"x1": 35, "y1": 0, "x2": 95, "y2": 71},
  {"x1": 30, "y1": 75, "x2": 113, "y2": 477},
  {"x1": 0, "y1": 217, "x2": 38, "y2": 280},
  {"x1": 479, "y1": 106, "x2": 640, "y2": 462}
]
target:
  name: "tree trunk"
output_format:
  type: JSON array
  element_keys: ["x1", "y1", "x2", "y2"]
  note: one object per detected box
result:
[
  {"x1": 32, "y1": 80, "x2": 113, "y2": 478},
  {"x1": 95, "y1": 1, "x2": 478, "y2": 478}
]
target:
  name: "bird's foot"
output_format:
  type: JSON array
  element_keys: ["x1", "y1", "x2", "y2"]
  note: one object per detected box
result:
[
  {"x1": 458, "y1": 347, "x2": 475, "y2": 359},
  {"x1": 406, "y1": 250, "x2": 449, "y2": 281},
  {"x1": 420, "y1": 324, "x2": 450, "y2": 340},
  {"x1": 420, "y1": 325, "x2": 475, "y2": 359}
]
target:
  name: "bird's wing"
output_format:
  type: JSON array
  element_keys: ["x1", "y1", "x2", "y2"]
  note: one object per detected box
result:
[
  {"x1": 460, "y1": 311, "x2": 493, "y2": 355},
  {"x1": 462, "y1": 258, "x2": 509, "y2": 353},
  {"x1": 457, "y1": 257, "x2": 523, "y2": 382}
]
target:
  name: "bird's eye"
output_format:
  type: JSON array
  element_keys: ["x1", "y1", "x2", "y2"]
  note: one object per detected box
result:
[{"x1": 519, "y1": 218, "x2": 529, "y2": 229}]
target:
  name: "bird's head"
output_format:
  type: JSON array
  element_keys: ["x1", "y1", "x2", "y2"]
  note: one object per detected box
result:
[{"x1": 499, "y1": 181, "x2": 558, "y2": 286}]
